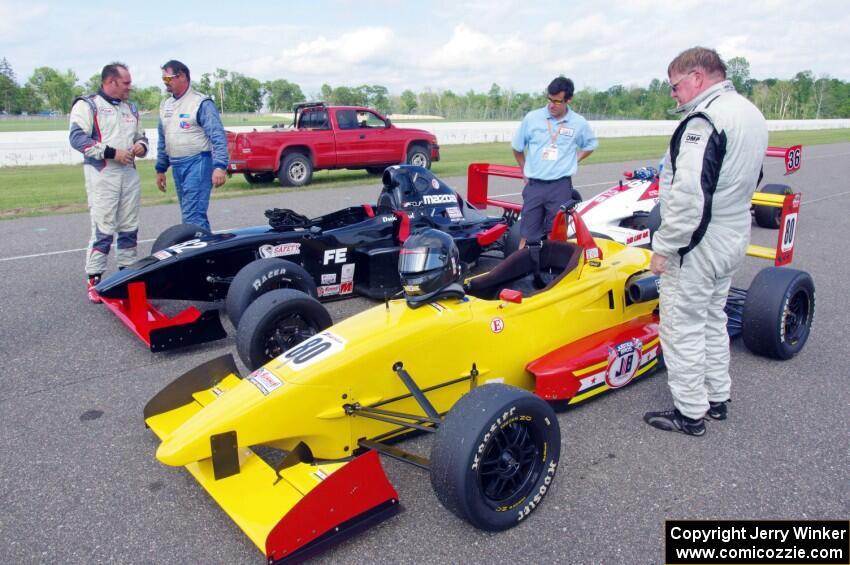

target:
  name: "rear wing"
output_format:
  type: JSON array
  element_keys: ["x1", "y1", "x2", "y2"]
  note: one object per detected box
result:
[
  {"x1": 467, "y1": 144, "x2": 803, "y2": 267},
  {"x1": 746, "y1": 191, "x2": 801, "y2": 266},
  {"x1": 766, "y1": 145, "x2": 802, "y2": 175}
]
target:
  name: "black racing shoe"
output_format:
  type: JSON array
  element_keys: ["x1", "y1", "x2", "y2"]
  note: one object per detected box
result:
[
  {"x1": 643, "y1": 408, "x2": 706, "y2": 436},
  {"x1": 707, "y1": 400, "x2": 730, "y2": 421}
]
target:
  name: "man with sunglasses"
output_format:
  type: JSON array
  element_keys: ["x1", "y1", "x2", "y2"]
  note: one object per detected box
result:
[
  {"x1": 512, "y1": 76, "x2": 597, "y2": 249},
  {"x1": 69, "y1": 62, "x2": 148, "y2": 303},
  {"x1": 155, "y1": 60, "x2": 228, "y2": 232},
  {"x1": 644, "y1": 47, "x2": 768, "y2": 436}
]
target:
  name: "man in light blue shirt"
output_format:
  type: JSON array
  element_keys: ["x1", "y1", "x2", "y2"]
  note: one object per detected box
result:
[{"x1": 512, "y1": 77, "x2": 598, "y2": 247}]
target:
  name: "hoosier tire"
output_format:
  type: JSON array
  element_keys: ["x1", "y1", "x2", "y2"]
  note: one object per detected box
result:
[
  {"x1": 236, "y1": 289, "x2": 333, "y2": 370},
  {"x1": 503, "y1": 221, "x2": 522, "y2": 257},
  {"x1": 225, "y1": 258, "x2": 317, "y2": 327},
  {"x1": 430, "y1": 384, "x2": 560, "y2": 531},
  {"x1": 753, "y1": 184, "x2": 790, "y2": 229},
  {"x1": 151, "y1": 223, "x2": 210, "y2": 253},
  {"x1": 742, "y1": 267, "x2": 815, "y2": 360}
]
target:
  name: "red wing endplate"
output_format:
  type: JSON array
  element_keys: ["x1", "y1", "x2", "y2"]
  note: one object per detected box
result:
[
  {"x1": 766, "y1": 145, "x2": 802, "y2": 175},
  {"x1": 99, "y1": 282, "x2": 227, "y2": 351}
]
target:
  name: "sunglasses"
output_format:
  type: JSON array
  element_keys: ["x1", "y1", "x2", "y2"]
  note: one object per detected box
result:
[
  {"x1": 670, "y1": 71, "x2": 697, "y2": 93},
  {"x1": 547, "y1": 97, "x2": 567, "y2": 105},
  {"x1": 162, "y1": 74, "x2": 180, "y2": 83}
]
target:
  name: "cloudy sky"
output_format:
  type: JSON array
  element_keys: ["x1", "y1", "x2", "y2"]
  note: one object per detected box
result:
[{"x1": 1, "y1": 0, "x2": 847, "y2": 96}]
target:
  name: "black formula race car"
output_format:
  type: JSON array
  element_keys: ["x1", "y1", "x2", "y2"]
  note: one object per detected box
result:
[{"x1": 94, "y1": 166, "x2": 509, "y2": 351}]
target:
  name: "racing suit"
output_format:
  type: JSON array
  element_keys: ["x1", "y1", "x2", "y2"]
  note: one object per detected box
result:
[
  {"x1": 652, "y1": 80, "x2": 768, "y2": 419},
  {"x1": 69, "y1": 91, "x2": 148, "y2": 275},
  {"x1": 155, "y1": 88, "x2": 228, "y2": 232}
]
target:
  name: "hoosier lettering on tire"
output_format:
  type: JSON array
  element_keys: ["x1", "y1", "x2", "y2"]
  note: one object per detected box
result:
[{"x1": 429, "y1": 384, "x2": 560, "y2": 531}]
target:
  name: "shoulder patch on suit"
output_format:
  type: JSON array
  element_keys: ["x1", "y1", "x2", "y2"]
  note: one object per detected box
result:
[{"x1": 685, "y1": 133, "x2": 703, "y2": 144}]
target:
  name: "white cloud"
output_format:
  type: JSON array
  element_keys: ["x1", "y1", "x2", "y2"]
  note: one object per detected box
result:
[
  {"x1": 427, "y1": 24, "x2": 527, "y2": 71},
  {"x1": 0, "y1": 2, "x2": 47, "y2": 42}
]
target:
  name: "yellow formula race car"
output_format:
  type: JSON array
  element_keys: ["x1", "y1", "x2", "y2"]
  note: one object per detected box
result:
[{"x1": 145, "y1": 191, "x2": 813, "y2": 563}]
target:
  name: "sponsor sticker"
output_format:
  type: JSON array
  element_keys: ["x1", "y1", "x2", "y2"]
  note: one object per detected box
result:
[
  {"x1": 341, "y1": 263, "x2": 355, "y2": 283},
  {"x1": 317, "y1": 284, "x2": 340, "y2": 297},
  {"x1": 624, "y1": 229, "x2": 651, "y2": 246},
  {"x1": 259, "y1": 242, "x2": 300, "y2": 258},
  {"x1": 247, "y1": 367, "x2": 283, "y2": 396},
  {"x1": 446, "y1": 206, "x2": 463, "y2": 221},
  {"x1": 490, "y1": 317, "x2": 505, "y2": 333},
  {"x1": 685, "y1": 133, "x2": 702, "y2": 144},
  {"x1": 321, "y1": 273, "x2": 337, "y2": 285},
  {"x1": 431, "y1": 178, "x2": 440, "y2": 189},
  {"x1": 423, "y1": 193, "x2": 457, "y2": 205},
  {"x1": 153, "y1": 250, "x2": 172, "y2": 260},
  {"x1": 312, "y1": 469, "x2": 329, "y2": 481},
  {"x1": 605, "y1": 338, "x2": 644, "y2": 388},
  {"x1": 340, "y1": 281, "x2": 354, "y2": 294}
]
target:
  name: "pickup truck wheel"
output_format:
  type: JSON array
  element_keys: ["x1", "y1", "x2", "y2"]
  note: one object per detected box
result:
[
  {"x1": 243, "y1": 172, "x2": 276, "y2": 185},
  {"x1": 226, "y1": 258, "x2": 318, "y2": 327},
  {"x1": 430, "y1": 384, "x2": 560, "y2": 531},
  {"x1": 151, "y1": 223, "x2": 210, "y2": 253},
  {"x1": 406, "y1": 146, "x2": 431, "y2": 169},
  {"x1": 279, "y1": 153, "x2": 313, "y2": 187},
  {"x1": 236, "y1": 289, "x2": 333, "y2": 371}
]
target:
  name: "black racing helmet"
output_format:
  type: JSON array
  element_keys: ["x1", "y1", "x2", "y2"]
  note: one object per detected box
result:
[{"x1": 398, "y1": 229, "x2": 463, "y2": 308}]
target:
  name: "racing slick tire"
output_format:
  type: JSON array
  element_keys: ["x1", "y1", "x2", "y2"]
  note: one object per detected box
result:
[
  {"x1": 430, "y1": 384, "x2": 560, "y2": 531},
  {"x1": 742, "y1": 267, "x2": 815, "y2": 360},
  {"x1": 647, "y1": 203, "x2": 662, "y2": 242},
  {"x1": 502, "y1": 221, "x2": 522, "y2": 257},
  {"x1": 406, "y1": 145, "x2": 431, "y2": 169},
  {"x1": 226, "y1": 258, "x2": 318, "y2": 327},
  {"x1": 151, "y1": 223, "x2": 210, "y2": 253},
  {"x1": 279, "y1": 152, "x2": 313, "y2": 187},
  {"x1": 753, "y1": 184, "x2": 790, "y2": 229},
  {"x1": 236, "y1": 289, "x2": 333, "y2": 370},
  {"x1": 243, "y1": 172, "x2": 276, "y2": 185}
]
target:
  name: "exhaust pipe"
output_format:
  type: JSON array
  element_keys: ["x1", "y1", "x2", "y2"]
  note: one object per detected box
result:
[{"x1": 627, "y1": 272, "x2": 660, "y2": 303}]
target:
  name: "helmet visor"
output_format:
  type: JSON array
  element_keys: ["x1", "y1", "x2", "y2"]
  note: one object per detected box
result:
[{"x1": 398, "y1": 246, "x2": 447, "y2": 274}]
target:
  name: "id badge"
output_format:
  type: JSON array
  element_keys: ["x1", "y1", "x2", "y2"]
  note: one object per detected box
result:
[{"x1": 542, "y1": 145, "x2": 559, "y2": 161}]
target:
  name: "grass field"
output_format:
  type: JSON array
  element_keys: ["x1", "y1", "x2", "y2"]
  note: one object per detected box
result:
[
  {"x1": 1, "y1": 129, "x2": 848, "y2": 219},
  {"x1": 0, "y1": 114, "x2": 443, "y2": 133}
]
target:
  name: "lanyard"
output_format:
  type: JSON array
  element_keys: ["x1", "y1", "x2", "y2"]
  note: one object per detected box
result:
[{"x1": 546, "y1": 118, "x2": 566, "y2": 147}]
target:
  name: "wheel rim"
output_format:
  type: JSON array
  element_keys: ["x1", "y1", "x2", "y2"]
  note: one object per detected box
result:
[
  {"x1": 476, "y1": 420, "x2": 542, "y2": 506},
  {"x1": 289, "y1": 161, "x2": 307, "y2": 182},
  {"x1": 262, "y1": 313, "x2": 318, "y2": 360},
  {"x1": 783, "y1": 288, "x2": 811, "y2": 345},
  {"x1": 409, "y1": 152, "x2": 427, "y2": 167}
]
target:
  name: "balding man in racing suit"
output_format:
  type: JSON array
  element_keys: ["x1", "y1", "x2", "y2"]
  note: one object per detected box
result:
[
  {"x1": 69, "y1": 62, "x2": 148, "y2": 303},
  {"x1": 644, "y1": 47, "x2": 768, "y2": 436}
]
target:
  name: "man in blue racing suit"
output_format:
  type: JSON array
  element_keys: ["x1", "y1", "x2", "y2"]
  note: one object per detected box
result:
[{"x1": 154, "y1": 60, "x2": 228, "y2": 232}]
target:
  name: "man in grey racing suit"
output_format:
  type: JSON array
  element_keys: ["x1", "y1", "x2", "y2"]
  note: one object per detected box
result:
[
  {"x1": 69, "y1": 62, "x2": 148, "y2": 303},
  {"x1": 644, "y1": 47, "x2": 768, "y2": 436}
]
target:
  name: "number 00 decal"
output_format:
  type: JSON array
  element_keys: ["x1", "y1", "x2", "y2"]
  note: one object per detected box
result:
[{"x1": 276, "y1": 331, "x2": 347, "y2": 371}]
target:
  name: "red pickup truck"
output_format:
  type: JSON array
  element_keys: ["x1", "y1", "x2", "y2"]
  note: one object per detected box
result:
[{"x1": 227, "y1": 103, "x2": 440, "y2": 187}]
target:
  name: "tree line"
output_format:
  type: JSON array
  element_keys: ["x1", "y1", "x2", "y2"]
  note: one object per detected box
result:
[{"x1": 0, "y1": 56, "x2": 848, "y2": 120}]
